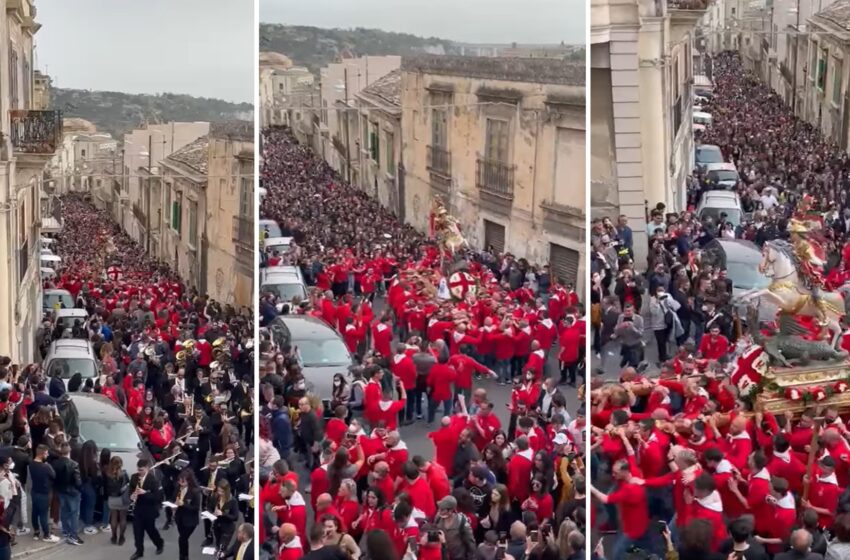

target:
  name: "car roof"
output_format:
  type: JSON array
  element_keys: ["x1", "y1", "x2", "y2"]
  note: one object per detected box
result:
[
  {"x1": 705, "y1": 163, "x2": 737, "y2": 172},
  {"x1": 44, "y1": 289, "x2": 71, "y2": 296},
  {"x1": 693, "y1": 111, "x2": 712, "y2": 119},
  {"x1": 68, "y1": 393, "x2": 133, "y2": 423},
  {"x1": 56, "y1": 309, "x2": 87, "y2": 318},
  {"x1": 259, "y1": 219, "x2": 279, "y2": 226},
  {"x1": 276, "y1": 315, "x2": 341, "y2": 340},
  {"x1": 704, "y1": 238, "x2": 761, "y2": 260},
  {"x1": 696, "y1": 144, "x2": 721, "y2": 152},
  {"x1": 48, "y1": 339, "x2": 94, "y2": 356},
  {"x1": 264, "y1": 237, "x2": 293, "y2": 246}
]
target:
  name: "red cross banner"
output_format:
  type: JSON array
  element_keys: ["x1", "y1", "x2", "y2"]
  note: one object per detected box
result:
[
  {"x1": 449, "y1": 271, "x2": 476, "y2": 300},
  {"x1": 107, "y1": 265, "x2": 123, "y2": 282}
]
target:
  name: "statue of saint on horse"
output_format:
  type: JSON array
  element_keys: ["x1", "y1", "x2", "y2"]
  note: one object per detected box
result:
[{"x1": 739, "y1": 234, "x2": 844, "y2": 347}]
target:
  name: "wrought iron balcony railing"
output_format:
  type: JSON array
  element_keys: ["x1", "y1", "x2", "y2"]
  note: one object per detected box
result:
[
  {"x1": 427, "y1": 145, "x2": 451, "y2": 177},
  {"x1": 10, "y1": 110, "x2": 61, "y2": 154},
  {"x1": 232, "y1": 215, "x2": 254, "y2": 247},
  {"x1": 476, "y1": 158, "x2": 515, "y2": 199}
]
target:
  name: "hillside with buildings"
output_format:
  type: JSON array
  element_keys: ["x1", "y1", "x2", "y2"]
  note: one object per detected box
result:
[
  {"x1": 260, "y1": 24, "x2": 453, "y2": 73},
  {"x1": 50, "y1": 88, "x2": 253, "y2": 140}
]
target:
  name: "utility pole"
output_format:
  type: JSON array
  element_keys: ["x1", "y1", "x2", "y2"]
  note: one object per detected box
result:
[{"x1": 146, "y1": 134, "x2": 152, "y2": 256}]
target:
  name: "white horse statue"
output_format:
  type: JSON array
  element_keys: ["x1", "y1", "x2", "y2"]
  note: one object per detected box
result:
[{"x1": 739, "y1": 239, "x2": 845, "y2": 346}]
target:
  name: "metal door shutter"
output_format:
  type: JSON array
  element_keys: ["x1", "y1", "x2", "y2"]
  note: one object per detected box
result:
[
  {"x1": 483, "y1": 219, "x2": 505, "y2": 254},
  {"x1": 550, "y1": 243, "x2": 579, "y2": 288}
]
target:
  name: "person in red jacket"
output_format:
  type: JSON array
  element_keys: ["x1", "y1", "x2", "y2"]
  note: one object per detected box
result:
[
  {"x1": 277, "y1": 524, "x2": 302, "y2": 560},
  {"x1": 426, "y1": 357, "x2": 457, "y2": 424},
  {"x1": 277, "y1": 480, "x2": 307, "y2": 540},
  {"x1": 558, "y1": 315, "x2": 582, "y2": 386},
  {"x1": 506, "y1": 436, "x2": 535, "y2": 505},
  {"x1": 412, "y1": 455, "x2": 452, "y2": 501},
  {"x1": 428, "y1": 414, "x2": 466, "y2": 475},
  {"x1": 342, "y1": 317, "x2": 367, "y2": 355},
  {"x1": 492, "y1": 325, "x2": 515, "y2": 385},
  {"x1": 524, "y1": 341, "x2": 546, "y2": 382},
  {"x1": 803, "y1": 455, "x2": 842, "y2": 529},
  {"x1": 391, "y1": 345, "x2": 418, "y2": 424},
  {"x1": 448, "y1": 352, "x2": 492, "y2": 402},
  {"x1": 371, "y1": 385, "x2": 407, "y2": 432},
  {"x1": 698, "y1": 325, "x2": 730, "y2": 361},
  {"x1": 363, "y1": 367, "x2": 386, "y2": 428},
  {"x1": 397, "y1": 462, "x2": 437, "y2": 519},
  {"x1": 511, "y1": 321, "x2": 532, "y2": 378},
  {"x1": 372, "y1": 315, "x2": 394, "y2": 358},
  {"x1": 470, "y1": 401, "x2": 502, "y2": 451},
  {"x1": 690, "y1": 473, "x2": 727, "y2": 552}
]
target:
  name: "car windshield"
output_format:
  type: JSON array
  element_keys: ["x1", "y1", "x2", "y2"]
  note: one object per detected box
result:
[
  {"x1": 697, "y1": 148, "x2": 723, "y2": 163},
  {"x1": 44, "y1": 294, "x2": 74, "y2": 309},
  {"x1": 266, "y1": 243, "x2": 290, "y2": 255},
  {"x1": 264, "y1": 282, "x2": 306, "y2": 301},
  {"x1": 79, "y1": 419, "x2": 140, "y2": 452},
  {"x1": 709, "y1": 171, "x2": 738, "y2": 183},
  {"x1": 699, "y1": 207, "x2": 742, "y2": 226},
  {"x1": 726, "y1": 260, "x2": 770, "y2": 290},
  {"x1": 49, "y1": 358, "x2": 97, "y2": 379},
  {"x1": 296, "y1": 338, "x2": 351, "y2": 367},
  {"x1": 261, "y1": 223, "x2": 282, "y2": 238}
]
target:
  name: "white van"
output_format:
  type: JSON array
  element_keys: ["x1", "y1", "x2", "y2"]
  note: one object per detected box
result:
[
  {"x1": 693, "y1": 111, "x2": 713, "y2": 127},
  {"x1": 697, "y1": 190, "x2": 743, "y2": 226},
  {"x1": 261, "y1": 265, "x2": 307, "y2": 305}
]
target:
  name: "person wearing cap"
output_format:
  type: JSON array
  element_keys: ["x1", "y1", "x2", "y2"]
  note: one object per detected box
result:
[{"x1": 433, "y1": 494, "x2": 476, "y2": 560}]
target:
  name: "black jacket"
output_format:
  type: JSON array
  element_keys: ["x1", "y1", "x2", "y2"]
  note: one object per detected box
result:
[
  {"x1": 52, "y1": 456, "x2": 81, "y2": 495},
  {"x1": 129, "y1": 469, "x2": 162, "y2": 517},
  {"x1": 175, "y1": 486, "x2": 202, "y2": 529}
]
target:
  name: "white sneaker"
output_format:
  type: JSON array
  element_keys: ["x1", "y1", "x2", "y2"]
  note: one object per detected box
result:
[
  {"x1": 101, "y1": 525, "x2": 111, "y2": 532},
  {"x1": 43, "y1": 535, "x2": 60, "y2": 543},
  {"x1": 83, "y1": 526, "x2": 97, "y2": 535},
  {"x1": 17, "y1": 527, "x2": 30, "y2": 535}
]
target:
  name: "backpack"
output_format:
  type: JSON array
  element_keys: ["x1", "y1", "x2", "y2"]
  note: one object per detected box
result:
[{"x1": 443, "y1": 513, "x2": 476, "y2": 560}]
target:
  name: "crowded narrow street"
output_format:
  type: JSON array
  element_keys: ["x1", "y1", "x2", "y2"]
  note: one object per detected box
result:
[
  {"x1": 13, "y1": 194, "x2": 255, "y2": 559},
  {"x1": 258, "y1": 126, "x2": 585, "y2": 558},
  {"x1": 588, "y1": 51, "x2": 850, "y2": 559}
]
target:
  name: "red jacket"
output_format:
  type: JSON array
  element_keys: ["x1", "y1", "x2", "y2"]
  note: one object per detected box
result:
[
  {"x1": 507, "y1": 449, "x2": 534, "y2": 503},
  {"x1": 698, "y1": 335, "x2": 730, "y2": 361},
  {"x1": 525, "y1": 350, "x2": 546, "y2": 380},
  {"x1": 512, "y1": 327, "x2": 532, "y2": 357},
  {"x1": 423, "y1": 462, "x2": 451, "y2": 501},
  {"x1": 391, "y1": 353, "x2": 417, "y2": 390},
  {"x1": 448, "y1": 354, "x2": 489, "y2": 390},
  {"x1": 427, "y1": 364, "x2": 457, "y2": 402},
  {"x1": 372, "y1": 322, "x2": 394, "y2": 357},
  {"x1": 342, "y1": 322, "x2": 366, "y2": 353},
  {"x1": 558, "y1": 324, "x2": 582, "y2": 363},
  {"x1": 690, "y1": 492, "x2": 726, "y2": 551},
  {"x1": 397, "y1": 476, "x2": 436, "y2": 519}
]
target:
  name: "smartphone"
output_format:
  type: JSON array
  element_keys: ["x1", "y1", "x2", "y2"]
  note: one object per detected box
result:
[
  {"x1": 427, "y1": 530, "x2": 440, "y2": 543},
  {"x1": 495, "y1": 548, "x2": 505, "y2": 560},
  {"x1": 655, "y1": 520, "x2": 668, "y2": 533},
  {"x1": 529, "y1": 530, "x2": 539, "y2": 543}
]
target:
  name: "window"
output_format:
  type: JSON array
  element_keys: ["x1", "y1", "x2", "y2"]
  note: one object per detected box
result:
[
  {"x1": 812, "y1": 46, "x2": 819, "y2": 82},
  {"x1": 818, "y1": 51, "x2": 828, "y2": 91},
  {"x1": 81, "y1": 149, "x2": 86, "y2": 157},
  {"x1": 483, "y1": 220, "x2": 505, "y2": 254},
  {"x1": 369, "y1": 123, "x2": 380, "y2": 164},
  {"x1": 834, "y1": 58, "x2": 843, "y2": 104},
  {"x1": 188, "y1": 200, "x2": 198, "y2": 247},
  {"x1": 164, "y1": 185, "x2": 172, "y2": 229},
  {"x1": 484, "y1": 118, "x2": 509, "y2": 163},
  {"x1": 239, "y1": 176, "x2": 252, "y2": 217},
  {"x1": 432, "y1": 108, "x2": 448, "y2": 148},
  {"x1": 8, "y1": 47, "x2": 17, "y2": 109},
  {"x1": 172, "y1": 191, "x2": 182, "y2": 234},
  {"x1": 385, "y1": 130, "x2": 395, "y2": 175},
  {"x1": 22, "y1": 59, "x2": 29, "y2": 109},
  {"x1": 550, "y1": 243, "x2": 580, "y2": 289}
]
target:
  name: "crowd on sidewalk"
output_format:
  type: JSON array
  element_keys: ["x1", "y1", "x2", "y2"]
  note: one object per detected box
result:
[{"x1": 1, "y1": 195, "x2": 256, "y2": 560}]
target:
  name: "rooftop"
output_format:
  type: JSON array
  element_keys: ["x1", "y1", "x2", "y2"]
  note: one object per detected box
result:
[
  {"x1": 359, "y1": 69, "x2": 402, "y2": 108},
  {"x1": 401, "y1": 55, "x2": 584, "y2": 86},
  {"x1": 813, "y1": 0, "x2": 850, "y2": 29},
  {"x1": 165, "y1": 135, "x2": 209, "y2": 175},
  {"x1": 210, "y1": 120, "x2": 253, "y2": 141}
]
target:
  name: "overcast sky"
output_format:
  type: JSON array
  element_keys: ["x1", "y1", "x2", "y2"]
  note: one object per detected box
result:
[
  {"x1": 260, "y1": 0, "x2": 583, "y2": 45},
  {"x1": 36, "y1": 0, "x2": 254, "y2": 103}
]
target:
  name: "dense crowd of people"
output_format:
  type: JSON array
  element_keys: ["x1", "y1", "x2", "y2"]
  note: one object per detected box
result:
[
  {"x1": 589, "y1": 52, "x2": 850, "y2": 560},
  {"x1": 257, "y1": 127, "x2": 586, "y2": 560},
  {"x1": 16, "y1": 194, "x2": 255, "y2": 559}
]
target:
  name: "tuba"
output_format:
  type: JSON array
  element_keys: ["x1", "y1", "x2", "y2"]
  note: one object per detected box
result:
[
  {"x1": 212, "y1": 337, "x2": 231, "y2": 369},
  {"x1": 176, "y1": 350, "x2": 188, "y2": 367}
]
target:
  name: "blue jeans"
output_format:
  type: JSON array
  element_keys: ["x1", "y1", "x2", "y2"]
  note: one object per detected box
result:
[
  {"x1": 405, "y1": 388, "x2": 422, "y2": 421},
  {"x1": 428, "y1": 398, "x2": 452, "y2": 423},
  {"x1": 31, "y1": 493, "x2": 50, "y2": 536},
  {"x1": 496, "y1": 359, "x2": 511, "y2": 383},
  {"x1": 58, "y1": 492, "x2": 80, "y2": 539},
  {"x1": 101, "y1": 499, "x2": 109, "y2": 525},
  {"x1": 612, "y1": 530, "x2": 657, "y2": 560},
  {"x1": 80, "y1": 481, "x2": 95, "y2": 526}
]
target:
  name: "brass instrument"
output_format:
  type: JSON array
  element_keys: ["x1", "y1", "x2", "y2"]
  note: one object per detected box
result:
[{"x1": 176, "y1": 350, "x2": 187, "y2": 367}]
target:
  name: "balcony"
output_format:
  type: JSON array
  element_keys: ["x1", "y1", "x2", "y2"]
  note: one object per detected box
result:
[
  {"x1": 427, "y1": 145, "x2": 451, "y2": 177},
  {"x1": 232, "y1": 215, "x2": 254, "y2": 248},
  {"x1": 10, "y1": 110, "x2": 61, "y2": 155},
  {"x1": 668, "y1": 0, "x2": 711, "y2": 25},
  {"x1": 476, "y1": 157, "x2": 515, "y2": 200}
]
